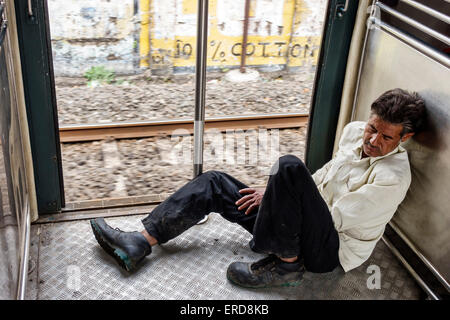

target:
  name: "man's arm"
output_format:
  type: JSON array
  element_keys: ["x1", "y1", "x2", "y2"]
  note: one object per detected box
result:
[
  {"x1": 330, "y1": 177, "x2": 409, "y2": 232},
  {"x1": 312, "y1": 121, "x2": 363, "y2": 186},
  {"x1": 311, "y1": 159, "x2": 333, "y2": 186}
]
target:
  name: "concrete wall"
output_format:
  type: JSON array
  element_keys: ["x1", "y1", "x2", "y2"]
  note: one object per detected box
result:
[
  {"x1": 48, "y1": 0, "x2": 327, "y2": 76},
  {"x1": 48, "y1": 0, "x2": 138, "y2": 76}
]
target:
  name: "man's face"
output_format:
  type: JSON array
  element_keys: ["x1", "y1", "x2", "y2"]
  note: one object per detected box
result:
[{"x1": 362, "y1": 114, "x2": 414, "y2": 158}]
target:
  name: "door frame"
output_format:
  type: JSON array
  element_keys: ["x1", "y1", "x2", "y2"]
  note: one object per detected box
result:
[
  {"x1": 14, "y1": 0, "x2": 64, "y2": 214},
  {"x1": 305, "y1": 0, "x2": 359, "y2": 174}
]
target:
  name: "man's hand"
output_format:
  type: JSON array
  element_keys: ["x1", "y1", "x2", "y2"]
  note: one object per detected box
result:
[{"x1": 235, "y1": 187, "x2": 265, "y2": 215}]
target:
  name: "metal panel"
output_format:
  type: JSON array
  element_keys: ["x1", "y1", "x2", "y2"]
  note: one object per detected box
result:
[
  {"x1": 352, "y1": 26, "x2": 450, "y2": 287},
  {"x1": 0, "y1": 46, "x2": 19, "y2": 300},
  {"x1": 0, "y1": 22, "x2": 26, "y2": 301},
  {"x1": 0, "y1": 0, "x2": 36, "y2": 299},
  {"x1": 26, "y1": 213, "x2": 422, "y2": 300}
]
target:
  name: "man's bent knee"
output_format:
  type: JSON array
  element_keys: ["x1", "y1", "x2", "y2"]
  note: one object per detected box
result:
[
  {"x1": 280, "y1": 154, "x2": 303, "y2": 166},
  {"x1": 199, "y1": 170, "x2": 224, "y2": 179},
  {"x1": 270, "y1": 154, "x2": 306, "y2": 175}
]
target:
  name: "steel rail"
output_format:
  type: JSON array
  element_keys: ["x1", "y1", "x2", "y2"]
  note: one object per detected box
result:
[
  {"x1": 389, "y1": 220, "x2": 450, "y2": 292},
  {"x1": 59, "y1": 113, "x2": 309, "y2": 143},
  {"x1": 377, "y1": 19, "x2": 450, "y2": 68},
  {"x1": 399, "y1": 0, "x2": 450, "y2": 25},
  {"x1": 376, "y1": 2, "x2": 450, "y2": 46},
  {"x1": 381, "y1": 235, "x2": 439, "y2": 300}
]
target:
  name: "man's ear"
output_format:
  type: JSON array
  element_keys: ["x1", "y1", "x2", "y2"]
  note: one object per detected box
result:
[{"x1": 401, "y1": 132, "x2": 414, "y2": 142}]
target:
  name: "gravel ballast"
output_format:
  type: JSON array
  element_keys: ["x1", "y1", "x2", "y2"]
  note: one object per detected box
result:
[
  {"x1": 61, "y1": 127, "x2": 308, "y2": 202},
  {"x1": 57, "y1": 71, "x2": 314, "y2": 203},
  {"x1": 55, "y1": 71, "x2": 314, "y2": 125}
]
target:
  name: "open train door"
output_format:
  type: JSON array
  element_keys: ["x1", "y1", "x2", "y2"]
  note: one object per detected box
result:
[
  {"x1": 306, "y1": 0, "x2": 449, "y2": 299},
  {"x1": 0, "y1": 0, "x2": 39, "y2": 299},
  {"x1": 13, "y1": 0, "x2": 65, "y2": 215}
]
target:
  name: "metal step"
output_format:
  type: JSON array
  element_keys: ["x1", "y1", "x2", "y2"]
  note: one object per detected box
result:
[{"x1": 26, "y1": 212, "x2": 423, "y2": 300}]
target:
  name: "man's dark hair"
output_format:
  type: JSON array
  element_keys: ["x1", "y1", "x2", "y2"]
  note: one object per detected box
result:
[{"x1": 370, "y1": 88, "x2": 426, "y2": 136}]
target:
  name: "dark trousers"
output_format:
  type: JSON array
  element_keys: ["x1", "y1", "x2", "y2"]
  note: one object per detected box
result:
[{"x1": 142, "y1": 155, "x2": 340, "y2": 273}]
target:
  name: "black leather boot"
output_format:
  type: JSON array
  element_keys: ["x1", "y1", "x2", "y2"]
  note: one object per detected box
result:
[
  {"x1": 90, "y1": 218, "x2": 152, "y2": 272},
  {"x1": 227, "y1": 255, "x2": 305, "y2": 288}
]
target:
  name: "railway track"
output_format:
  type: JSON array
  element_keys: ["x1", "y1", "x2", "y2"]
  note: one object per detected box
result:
[{"x1": 59, "y1": 112, "x2": 309, "y2": 142}]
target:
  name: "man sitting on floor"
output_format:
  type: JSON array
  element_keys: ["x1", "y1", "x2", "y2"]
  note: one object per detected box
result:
[{"x1": 90, "y1": 88, "x2": 426, "y2": 288}]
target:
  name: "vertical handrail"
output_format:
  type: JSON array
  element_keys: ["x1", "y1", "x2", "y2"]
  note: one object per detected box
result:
[
  {"x1": 16, "y1": 199, "x2": 31, "y2": 300},
  {"x1": 240, "y1": 0, "x2": 251, "y2": 73},
  {"x1": 193, "y1": 0, "x2": 209, "y2": 177}
]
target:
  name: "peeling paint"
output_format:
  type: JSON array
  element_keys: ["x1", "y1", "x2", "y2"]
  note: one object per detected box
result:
[{"x1": 48, "y1": 0, "x2": 327, "y2": 76}]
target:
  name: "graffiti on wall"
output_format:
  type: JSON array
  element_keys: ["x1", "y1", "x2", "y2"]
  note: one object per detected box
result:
[
  {"x1": 48, "y1": 0, "x2": 327, "y2": 75},
  {"x1": 147, "y1": 37, "x2": 319, "y2": 68},
  {"x1": 141, "y1": 0, "x2": 326, "y2": 70}
]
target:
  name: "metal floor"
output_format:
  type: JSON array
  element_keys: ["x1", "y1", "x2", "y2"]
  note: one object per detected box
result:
[{"x1": 26, "y1": 212, "x2": 423, "y2": 300}]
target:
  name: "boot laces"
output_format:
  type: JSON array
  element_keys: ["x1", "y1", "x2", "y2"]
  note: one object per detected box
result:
[{"x1": 251, "y1": 255, "x2": 279, "y2": 273}]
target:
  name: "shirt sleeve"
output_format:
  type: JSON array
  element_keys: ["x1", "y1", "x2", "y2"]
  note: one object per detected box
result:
[
  {"x1": 330, "y1": 177, "x2": 409, "y2": 232},
  {"x1": 312, "y1": 122, "x2": 363, "y2": 186},
  {"x1": 312, "y1": 159, "x2": 333, "y2": 186}
]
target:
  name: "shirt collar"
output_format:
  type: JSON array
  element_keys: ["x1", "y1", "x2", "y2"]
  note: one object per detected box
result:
[{"x1": 354, "y1": 140, "x2": 400, "y2": 165}]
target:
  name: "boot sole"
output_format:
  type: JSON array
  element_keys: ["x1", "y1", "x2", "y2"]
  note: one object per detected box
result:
[
  {"x1": 90, "y1": 219, "x2": 134, "y2": 272},
  {"x1": 226, "y1": 272, "x2": 303, "y2": 289}
]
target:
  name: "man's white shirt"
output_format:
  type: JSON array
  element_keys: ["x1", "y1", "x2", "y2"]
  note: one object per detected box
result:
[{"x1": 312, "y1": 121, "x2": 411, "y2": 272}]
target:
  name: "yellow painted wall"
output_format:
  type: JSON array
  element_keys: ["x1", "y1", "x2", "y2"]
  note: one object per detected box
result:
[
  {"x1": 139, "y1": 0, "x2": 151, "y2": 67},
  {"x1": 141, "y1": 0, "x2": 323, "y2": 71}
]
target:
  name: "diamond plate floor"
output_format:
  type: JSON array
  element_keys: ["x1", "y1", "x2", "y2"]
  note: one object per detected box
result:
[{"x1": 26, "y1": 213, "x2": 423, "y2": 300}]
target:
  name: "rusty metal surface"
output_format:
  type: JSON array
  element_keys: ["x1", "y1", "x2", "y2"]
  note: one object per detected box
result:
[{"x1": 26, "y1": 212, "x2": 423, "y2": 300}]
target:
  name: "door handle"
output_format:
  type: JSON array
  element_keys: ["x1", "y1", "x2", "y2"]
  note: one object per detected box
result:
[
  {"x1": 0, "y1": 1, "x2": 6, "y2": 46},
  {"x1": 0, "y1": 1, "x2": 5, "y2": 18},
  {"x1": 26, "y1": 0, "x2": 37, "y2": 24},
  {"x1": 0, "y1": 19, "x2": 7, "y2": 47},
  {"x1": 337, "y1": 0, "x2": 349, "y2": 18},
  {"x1": 27, "y1": 0, "x2": 33, "y2": 16}
]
